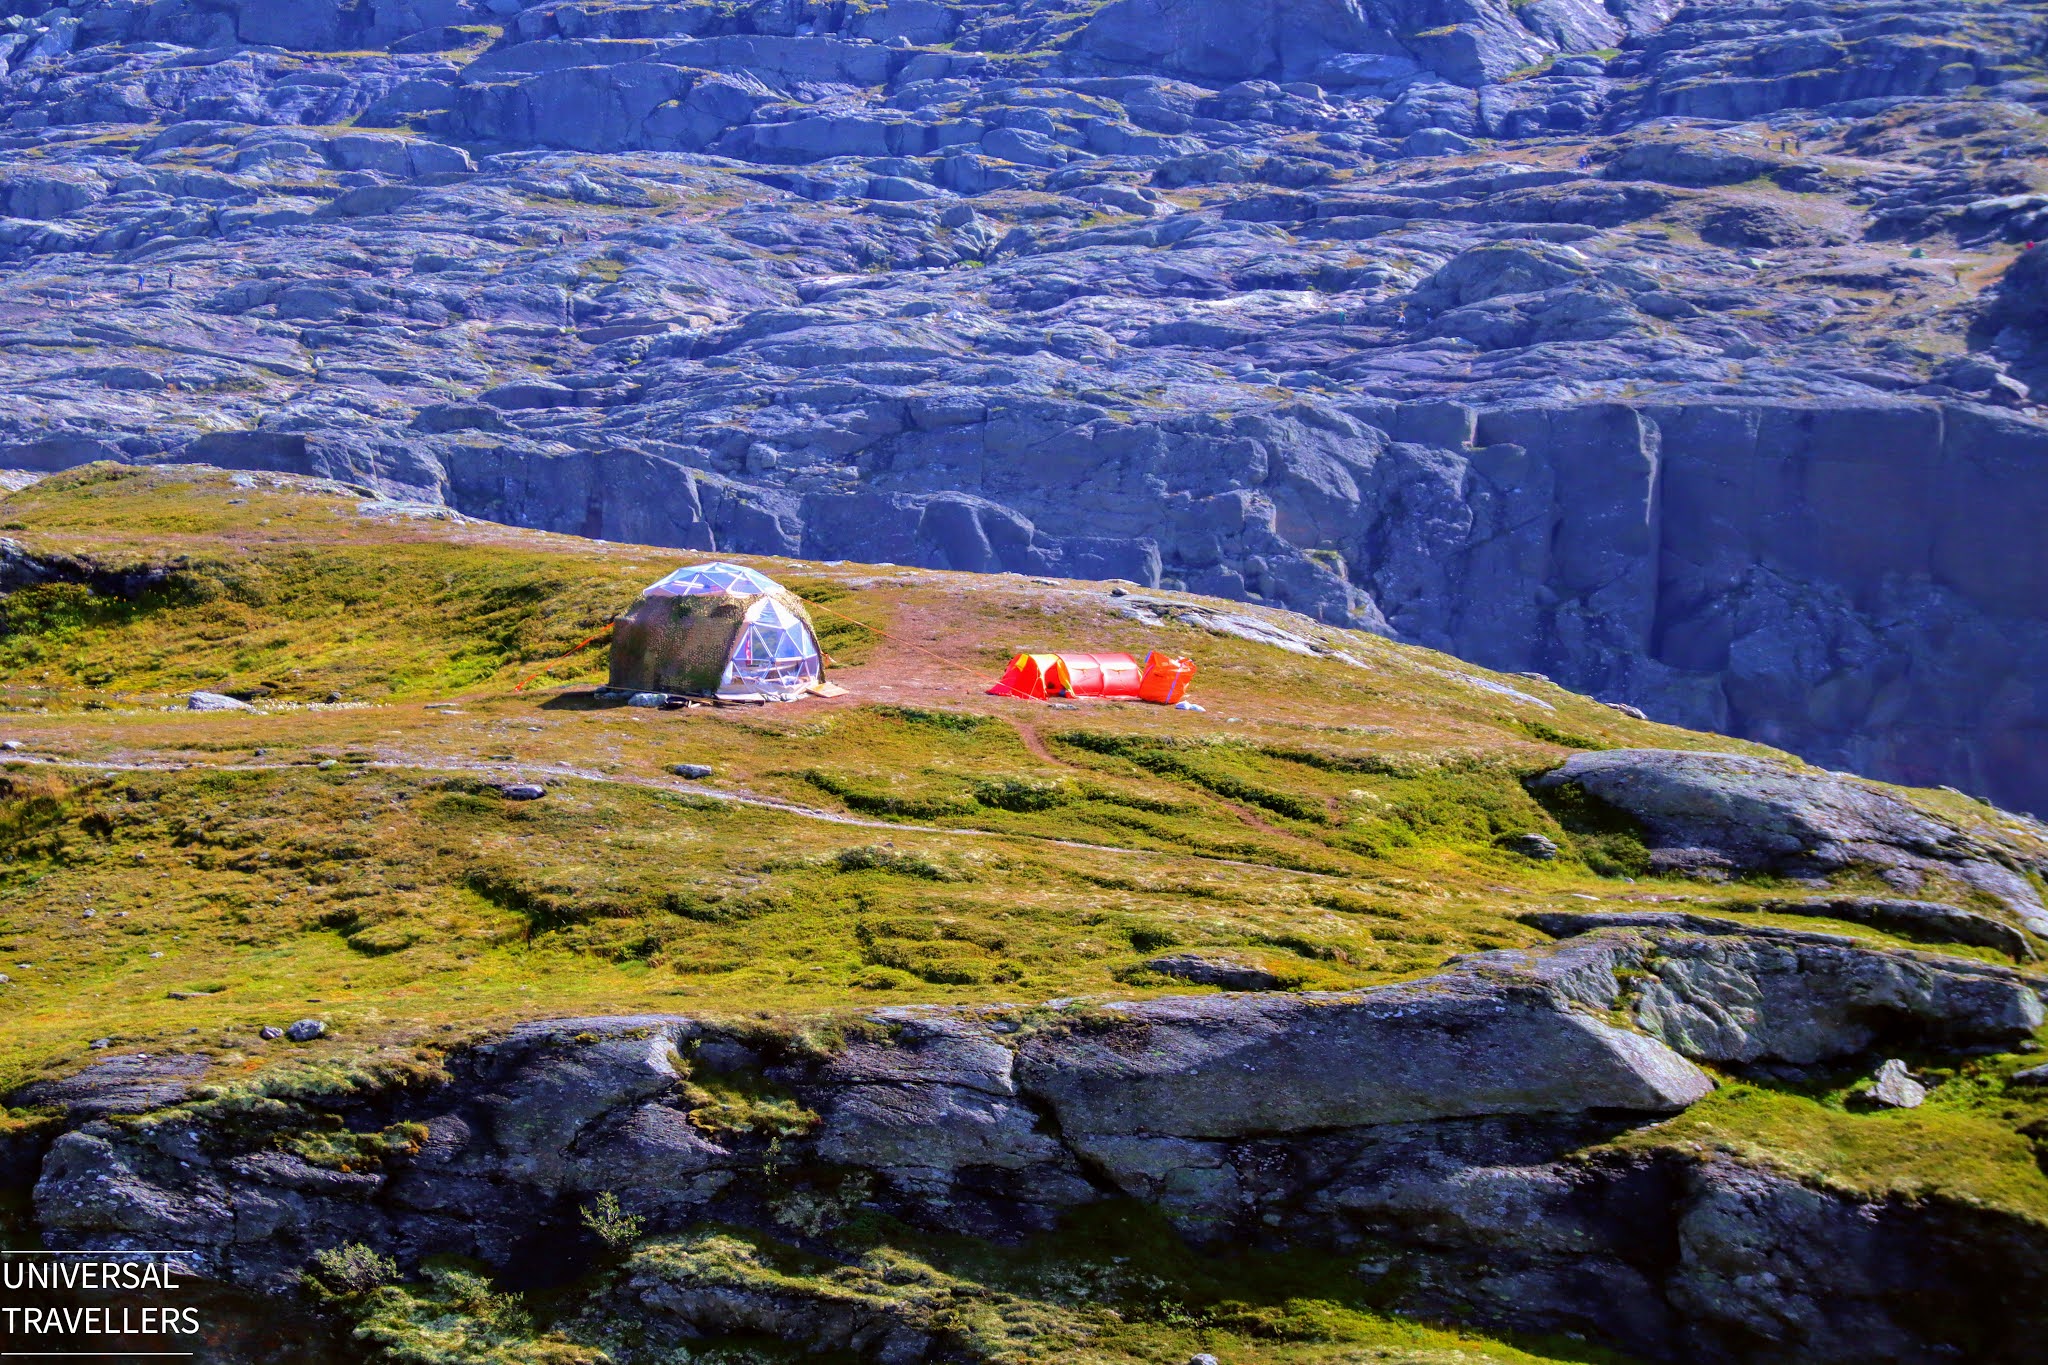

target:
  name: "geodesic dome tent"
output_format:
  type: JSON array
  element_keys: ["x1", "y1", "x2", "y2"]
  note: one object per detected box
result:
[{"x1": 607, "y1": 562, "x2": 824, "y2": 702}]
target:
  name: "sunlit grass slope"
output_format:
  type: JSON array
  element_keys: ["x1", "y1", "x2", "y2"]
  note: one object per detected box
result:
[{"x1": 2, "y1": 463, "x2": 2045, "y2": 1246}]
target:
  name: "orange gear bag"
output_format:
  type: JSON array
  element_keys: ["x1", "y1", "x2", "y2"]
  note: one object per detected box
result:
[{"x1": 1138, "y1": 652, "x2": 1196, "y2": 704}]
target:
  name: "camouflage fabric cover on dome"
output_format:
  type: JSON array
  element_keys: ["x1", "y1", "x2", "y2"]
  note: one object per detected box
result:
[{"x1": 607, "y1": 562, "x2": 823, "y2": 701}]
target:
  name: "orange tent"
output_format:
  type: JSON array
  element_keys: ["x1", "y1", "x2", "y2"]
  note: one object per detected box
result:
[
  {"x1": 989, "y1": 653, "x2": 1067, "y2": 701},
  {"x1": 989, "y1": 651, "x2": 1195, "y2": 705}
]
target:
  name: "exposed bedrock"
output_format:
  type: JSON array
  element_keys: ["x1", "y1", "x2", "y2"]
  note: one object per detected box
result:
[
  {"x1": 1529, "y1": 747, "x2": 2048, "y2": 932},
  {"x1": 17, "y1": 925, "x2": 2048, "y2": 1362}
]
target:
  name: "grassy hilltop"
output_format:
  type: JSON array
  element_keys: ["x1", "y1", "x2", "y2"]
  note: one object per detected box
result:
[
  {"x1": 0, "y1": 462, "x2": 1796, "y2": 1076},
  {"x1": 4, "y1": 465, "x2": 2048, "y2": 1365}
]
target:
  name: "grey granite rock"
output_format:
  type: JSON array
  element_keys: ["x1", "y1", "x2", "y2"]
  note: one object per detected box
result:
[
  {"x1": 1862, "y1": 1059, "x2": 1928, "y2": 1109},
  {"x1": 1014, "y1": 975, "x2": 1713, "y2": 1140},
  {"x1": 1519, "y1": 913, "x2": 2044, "y2": 1064},
  {"x1": 1502, "y1": 832, "x2": 1560, "y2": 860},
  {"x1": 1746, "y1": 896, "x2": 2037, "y2": 960},
  {"x1": 1141, "y1": 951, "x2": 1287, "y2": 989},
  {"x1": 21, "y1": 914, "x2": 2048, "y2": 1359},
  {"x1": 13, "y1": 1052, "x2": 211, "y2": 1118},
  {"x1": 1531, "y1": 750, "x2": 2048, "y2": 931}
]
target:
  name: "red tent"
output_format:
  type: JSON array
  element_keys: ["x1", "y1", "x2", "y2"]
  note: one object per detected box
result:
[{"x1": 989, "y1": 651, "x2": 1195, "y2": 705}]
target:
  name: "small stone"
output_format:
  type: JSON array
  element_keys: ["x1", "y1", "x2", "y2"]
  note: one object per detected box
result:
[
  {"x1": 1503, "y1": 833, "x2": 1560, "y2": 860},
  {"x1": 1862, "y1": 1058, "x2": 1927, "y2": 1109},
  {"x1": 187, "y1": 691, "x2": 253, "y2": 712},
  {"x1": 2010, "y1": 1062, "x2": 2048, "y2": 1086},
  {"x1": 1174, "y1": 700, "x2": 1205, "y2": 712},
  {"x1": 285, "y1": 1019, "x2": 327, "y2": 1042},
  {"x1": 148, "y1": 951, "x2": 163, "y2": 959},
  {"x1": 1987, "y1": 373, "x2": 2031, "y2": 407},
  {"x1": 317, "y1": 759, "x2": 339, "y2": 770},
  {"x1": 670, "y1": 763, "x2": 715, "y2": 779},
  {"x1": 1600, "y1": 699, "x2": 1649, "y2": 720},
  {"x1": 500, "y1": 783, "x2": 547, "y2": 800},
  {"x1": 1108, "y1": 586, "x2": 1129, "y2": 597},
  {"x1": 82, "y1": 908, "x2": 95, "y2": 918},
  {"x1": 0, "y1": 974, "x2": 10, "y2": 983},
  {"x1": 627, "y1": 692, "x2": 667, "y2": 707},
  {"x1": 89, "y1": 1038, "x2": 111, "y2": 1050},
  {"x1": 259, "y1": 1026, "x2": 283, "y2": 1041},
  {"x1": 0, "y1": 739, "x2": 20, "y2": 750},
  {"x1": 325, "y1": 692, "x2": 343, "y2": 703},
  {"x1": 1189, "y1": 1355, "x2": 1221, "y2": 1365}
]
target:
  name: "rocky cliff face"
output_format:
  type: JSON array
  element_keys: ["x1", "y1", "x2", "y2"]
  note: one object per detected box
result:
[
  {"x1": 18, "y1": 921, "x2": 2048, "y2": 1363},
  {"x1": 1, "y1": 0, "x2": 2046, "y2": 809}
]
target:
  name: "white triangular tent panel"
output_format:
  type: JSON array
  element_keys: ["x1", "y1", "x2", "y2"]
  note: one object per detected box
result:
[
  {"x1": 718, "y1": 593, "x2": 823, "y2": 700},
  {"x1": 643, "y1": 561, "x2": 785, "y2": 598}
]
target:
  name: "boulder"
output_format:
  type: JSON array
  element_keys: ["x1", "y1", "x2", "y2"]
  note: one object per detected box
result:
[
  {"x1": 186, "y1": 691, "x2": 252, "y2": 712},
  {"x1": 10, "y1": 1053, "x2": 210, "y2": 1118},
  {"x1": 1015, "y1": 973, "x2": 1713, "y2": 1141},
  {"x1": 1861, "y1": 1059, "x2": 1926, "y2": 1109},
  {"x1": 1746, "y1": 896, "x2": 2035, "y2": 960},
  {"x1": 1989, "y1": 241, "x2": 2048, "y2": 335},
  {"x1": 1503, "y1": 832, "x2": 1560, "y2": 860},
  {"x1": 1530, "y1": 751, "x2": 2048, "y2": 932},
  {"x1": 1521, "y1": 914, "x2": 2044, "y2": 1064},
  {"x1": 1141, "y1": 952, "x2": 1287, "y2": 989},
  {"x1": 1606, "y1": 141, "x2": 1777, "y2": 186},
  {"x1": 472, "y1": 1023, "x2": 687, "y2": 1189}
]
